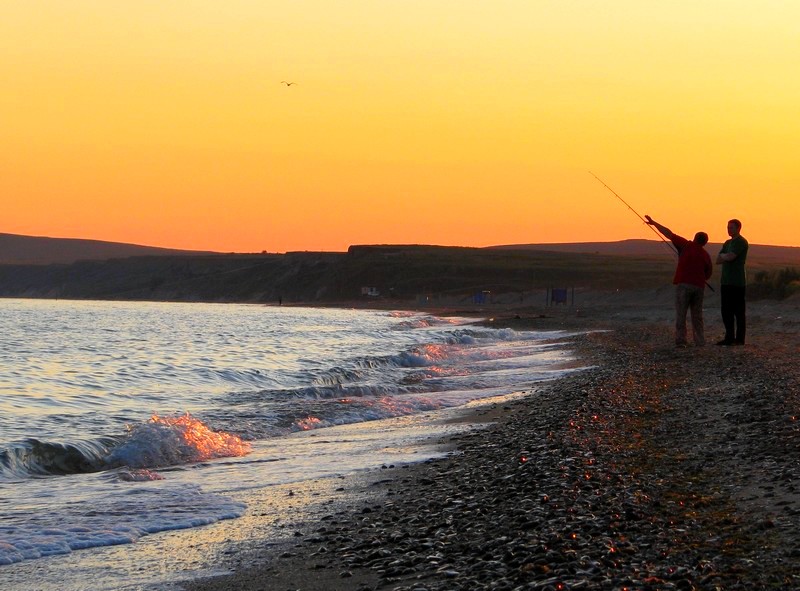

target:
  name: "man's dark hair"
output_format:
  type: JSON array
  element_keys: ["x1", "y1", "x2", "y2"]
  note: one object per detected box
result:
[
  {"x1": 728, "y1": 219, "x2": 742, "y2": 230},
  {"x1": 694, "y1": 232, "x2": 709, "y2": 246}
]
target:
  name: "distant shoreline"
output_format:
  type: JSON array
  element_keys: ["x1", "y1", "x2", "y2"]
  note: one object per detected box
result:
[{"x1": 2, "y1": 240, "x2": 798, "y2": 308}]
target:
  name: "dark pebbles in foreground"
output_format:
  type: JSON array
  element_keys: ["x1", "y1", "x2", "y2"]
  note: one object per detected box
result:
[{"x1": 188, "y1": 321, "x2": 800, "y2": 591}]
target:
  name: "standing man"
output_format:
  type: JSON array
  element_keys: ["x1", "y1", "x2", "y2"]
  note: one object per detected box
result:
[
  {"x1": 645, "y1": 215, "x2": 713, "y2": 347},
  {"x1": 716, "y1": 219, "x2": 748, "y2": 345}
]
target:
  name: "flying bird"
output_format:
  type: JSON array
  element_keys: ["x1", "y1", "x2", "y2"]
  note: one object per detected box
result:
[{"x1": 281, "y1": 81, "x2": 297, "y2": 86}]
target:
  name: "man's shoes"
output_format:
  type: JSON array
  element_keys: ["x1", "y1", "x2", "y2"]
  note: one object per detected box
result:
[
  {"x1": 734, "y1": 340, "x2": 745, "y2": 346},
  {"x1": 716, "y1": 339, "x2": 734, "y2": 346},
  {"x1": 676, "y1": 342, "x2": 688, "y2": 348}
]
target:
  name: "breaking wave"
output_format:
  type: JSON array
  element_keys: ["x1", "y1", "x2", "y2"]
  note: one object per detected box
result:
[{"x1": 0, "y1": 414, "x2": 250, "y2": 479}]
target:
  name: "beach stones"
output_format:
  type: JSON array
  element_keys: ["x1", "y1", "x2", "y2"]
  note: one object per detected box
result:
[{"x1": 266, "y1": 323, "x2": 800, "y2": 591}]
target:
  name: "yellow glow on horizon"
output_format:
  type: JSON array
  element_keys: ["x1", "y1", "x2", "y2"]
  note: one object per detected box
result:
[{"x1": 2, "y1": 1, "x2": 799, "y2": 252}]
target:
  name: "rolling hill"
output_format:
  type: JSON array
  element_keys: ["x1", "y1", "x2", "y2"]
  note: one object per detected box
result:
[{"x1": 0, "y1": 233, "x2": 218, "y2": 265}]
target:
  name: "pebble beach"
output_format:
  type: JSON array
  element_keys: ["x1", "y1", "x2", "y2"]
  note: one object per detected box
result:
[{"x1": 185, "y1": 297, "x2": 800, "y2": 591}]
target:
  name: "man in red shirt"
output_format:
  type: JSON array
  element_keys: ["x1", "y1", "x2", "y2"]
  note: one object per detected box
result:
[{"x1": 645, "y1": 215, "x2": 713, "y2": 347}]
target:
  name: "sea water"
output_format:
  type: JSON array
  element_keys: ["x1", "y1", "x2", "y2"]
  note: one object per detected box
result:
[{"x1": 0, "y1": 299, "x2": 580, "y2": 590}]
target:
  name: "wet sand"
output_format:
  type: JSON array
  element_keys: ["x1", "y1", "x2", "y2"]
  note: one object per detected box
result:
[{"x1": 184, "y1": 295, "x2": 800, "y2": 591}]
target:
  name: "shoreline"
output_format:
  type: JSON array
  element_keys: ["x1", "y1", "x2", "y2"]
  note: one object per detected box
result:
[{"x1": 184, "y1": 299, "x2": 799, "y2": 591}]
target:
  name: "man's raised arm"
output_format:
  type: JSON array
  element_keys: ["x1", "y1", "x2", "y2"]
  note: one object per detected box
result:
[{"x1": 644, "y1": 215, "x2": 674, "y2": 240}]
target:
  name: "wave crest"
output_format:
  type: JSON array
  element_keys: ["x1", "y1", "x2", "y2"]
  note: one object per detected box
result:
[
  {"x1": 0, "y1": 414, "x2": 251, "y2": 479},
  {"x1": 106, "y1": 414, "x2": 251, "y2": 469}
]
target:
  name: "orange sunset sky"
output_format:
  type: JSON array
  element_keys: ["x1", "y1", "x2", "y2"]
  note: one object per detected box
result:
[{"x1": 3, "y1": 2, "x2": 799, "y2": 253}]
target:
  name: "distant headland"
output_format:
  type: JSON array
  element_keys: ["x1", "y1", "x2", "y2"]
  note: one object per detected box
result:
[{"x1": 1, "y1": 233, "x2": 798, "y2": 305}]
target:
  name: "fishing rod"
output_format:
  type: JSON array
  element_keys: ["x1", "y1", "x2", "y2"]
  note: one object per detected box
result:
[
  {"x1": 588, "y1": 171, "x2": 714, "y2": 291},
  {"x1": 588, "y1": 171, "x2": 678, "y2": 256}
]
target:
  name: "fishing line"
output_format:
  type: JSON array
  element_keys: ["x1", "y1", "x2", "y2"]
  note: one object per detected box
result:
[
  {"x1": 589, "y1": 171, "x2": 714, "y2": 291},
  {"x1": 588, "y1": 171, "x2": 678, "y2": 257}
]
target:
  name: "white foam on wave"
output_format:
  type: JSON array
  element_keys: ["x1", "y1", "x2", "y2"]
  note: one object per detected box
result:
[
  {"x1": 0, "y1": 480, "x2": 245, "y2": 566},
  {"x1": 206, "y1": 327, "x2": 581, "y2": 440},
  {"x1": 291, "y1": 395, "x2": 447, "y2": 432},
  {"x1": 106, "y1": 414, "x2": 251, "y2": 470}
]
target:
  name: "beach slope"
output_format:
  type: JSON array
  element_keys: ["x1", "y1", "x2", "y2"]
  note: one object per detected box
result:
[{"x1": 186, "y1": 302, "x2": 799, "y2": 591}]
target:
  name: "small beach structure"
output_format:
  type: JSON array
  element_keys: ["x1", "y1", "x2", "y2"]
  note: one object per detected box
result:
[
  {"x1": 547, "y1": 287, "x2": 574, "y2": 306},
  {"x1": 473, "y1": 290, "x2": 492, "y2": 305}
]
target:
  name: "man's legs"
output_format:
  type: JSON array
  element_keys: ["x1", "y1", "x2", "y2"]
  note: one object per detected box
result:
[
  {"x1": 733, "y1": 285, "x2": 746, "y2": 344},
  {"x1": 687, "y1": 285, "x2": 705, "y2": 346},
  {"x1": 720, "y1": 285, "x2": 736, "y2": 343},
  {"x1": 675, "y1": 284, "x2": 690, "y2": 346}
]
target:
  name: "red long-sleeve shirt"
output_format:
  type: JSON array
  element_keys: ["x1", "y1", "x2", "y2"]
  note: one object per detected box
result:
[{"x1": 671, "y1": 234, "x2": 712, "y2": 288}]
